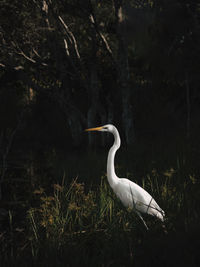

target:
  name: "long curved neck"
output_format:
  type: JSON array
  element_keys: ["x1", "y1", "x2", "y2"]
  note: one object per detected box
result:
[{"x1": 107, "y1": 129, "x2": 121, "y2": 188}]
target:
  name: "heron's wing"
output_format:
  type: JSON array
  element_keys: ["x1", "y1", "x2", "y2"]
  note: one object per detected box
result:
[{"x1": 115, "y1": 179, "x2": 164, "y2": 220}]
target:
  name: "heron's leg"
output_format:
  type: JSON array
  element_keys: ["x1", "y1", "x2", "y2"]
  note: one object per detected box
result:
[{"x1": 136, "y1": 212, "x2": 149, "y2": 230}]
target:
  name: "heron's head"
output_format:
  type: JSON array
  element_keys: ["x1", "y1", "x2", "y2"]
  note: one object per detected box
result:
[{"x1": 85, "y1": 124, "x2": 115, "y2": 133}]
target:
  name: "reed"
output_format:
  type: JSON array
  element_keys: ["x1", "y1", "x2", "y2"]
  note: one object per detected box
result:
[{"x1": 1, "y1": 147, "x2": 200, "y2": 266}]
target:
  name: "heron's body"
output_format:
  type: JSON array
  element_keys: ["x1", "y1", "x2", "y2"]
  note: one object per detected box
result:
[
  {"x1": 85, "y1": 124, "x2": 165, "y2": 228},
  {"x1": 113, "y1": 178, "x2": 164, "y2": 221}
]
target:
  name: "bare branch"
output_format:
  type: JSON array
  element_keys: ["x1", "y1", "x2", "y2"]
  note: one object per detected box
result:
[
  {"x1": 11, "y1": 41, "x2": 48, "y2": 66},
  {"x1": 32, "y1": 48, "x2": 41, "y2": 58},
  {"x1": 64, "y1": 39, "x2": 70, "y2": 56},
  {"x1": 89, "y1": 14, "x2": 113, "y2": 56},
  {"x1": 18, "y1": 50, "x2": 36, "y2": 63},
  {"x1": 88, "y1": 2, "x2": 116, "y2": 64},
  {"x1": 58, "y1": 16, "x2": 80, "y2": 59}
]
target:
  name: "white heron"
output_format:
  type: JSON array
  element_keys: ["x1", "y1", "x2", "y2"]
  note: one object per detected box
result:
[{"x1": 85, "y1": 124, "x2": 165, "y2": 229}]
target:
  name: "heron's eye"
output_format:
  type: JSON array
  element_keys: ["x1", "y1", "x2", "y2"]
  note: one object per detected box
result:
[{"x1": 104, "y1": 127, "x2": 108, "y2": 129}]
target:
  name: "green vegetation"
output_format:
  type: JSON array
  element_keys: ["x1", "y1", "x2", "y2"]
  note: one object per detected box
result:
[{"x1": 1, "y1": 145, "x2": 200, "y2": 266}]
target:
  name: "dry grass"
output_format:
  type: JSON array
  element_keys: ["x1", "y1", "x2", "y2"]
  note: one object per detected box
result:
[{"x1": 1, "y1": 147, "x2": 200, "y2": 266}]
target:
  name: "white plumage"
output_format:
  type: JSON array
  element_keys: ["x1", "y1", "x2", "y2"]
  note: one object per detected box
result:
[{"x1": 86, "y1": 124, "x2": 165, "y2": 229}]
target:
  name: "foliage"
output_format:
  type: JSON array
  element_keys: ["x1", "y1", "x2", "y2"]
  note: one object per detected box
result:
[
  {"x1": 1, "y1": 0, "x2": 200, "y2": 146},
  {"x1": 1, "y1": 154, "x2": 200, "y2": 266}
]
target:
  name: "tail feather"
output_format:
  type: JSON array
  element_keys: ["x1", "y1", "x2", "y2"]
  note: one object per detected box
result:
[{"x1": 155, "y1": 209, "x2": 165, "y2": 222}]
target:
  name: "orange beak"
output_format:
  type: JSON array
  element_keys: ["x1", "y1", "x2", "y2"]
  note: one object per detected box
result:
[{"x1": 85, "y1": 126, "x2": 103, "y2": 132}]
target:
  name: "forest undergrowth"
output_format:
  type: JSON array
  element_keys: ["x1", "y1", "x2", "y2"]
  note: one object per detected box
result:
[{"x1": 0, "y1": 146, "x2": 200, "y2": 267}]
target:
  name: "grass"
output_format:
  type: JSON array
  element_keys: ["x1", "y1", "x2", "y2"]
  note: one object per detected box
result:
[{"x1": 1, "y1": 142, "x2": 200, "y2": 266}]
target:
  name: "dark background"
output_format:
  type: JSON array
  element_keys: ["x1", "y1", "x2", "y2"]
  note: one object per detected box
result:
[{"x1": 0, "y1": 0, "x2": 200, "y2": 266}]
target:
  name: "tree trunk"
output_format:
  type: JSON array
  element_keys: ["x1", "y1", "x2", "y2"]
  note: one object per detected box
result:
[
  {"x1": 113, "y1": 0, "x2": 135, "y2": 145},
  {"x1": 185, "y1": 71, "x2": 191, "y2": 139},
  {"x1": 56, "y1": 88, "x2": 85, "y2": 146},
  {"x1": 87, "y1": 20, "x2": 107, "y2": 146}
]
